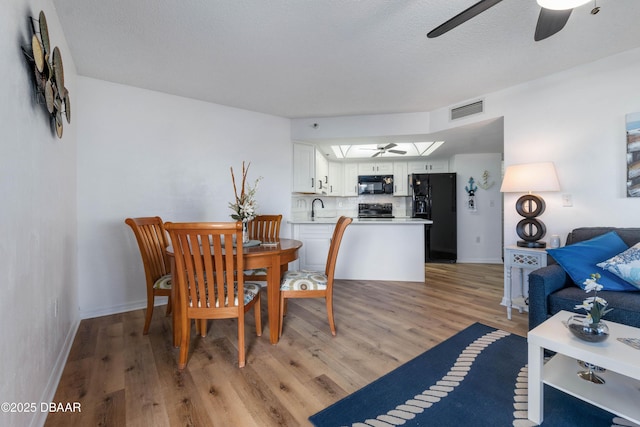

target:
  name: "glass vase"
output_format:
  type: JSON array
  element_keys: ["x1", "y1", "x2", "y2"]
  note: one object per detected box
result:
[
  {"x1": 566, "y1": 314, "x2": 610, "y2": 343},
  {"x1": 242, "y1": 221, "x2": 249, "y2": 244}
]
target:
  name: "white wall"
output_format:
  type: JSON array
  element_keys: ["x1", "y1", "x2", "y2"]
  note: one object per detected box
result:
[
  {"x1": 1, "y1": 1, "x2": 79, "y2": 426},
  {"x1": 477, "y1": 48, "x2": 640, "y2": 244},
  {"x1": 76, "y1": 78, "x2": 292, "y2": 318},
  {"x1": 453, "y1": 153, "x2": 503, "y2": 263}
]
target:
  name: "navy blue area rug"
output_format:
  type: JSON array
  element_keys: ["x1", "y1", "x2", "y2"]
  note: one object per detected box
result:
[{"x1": 309, "y1": 323, "x2": 637, "y2": 427}]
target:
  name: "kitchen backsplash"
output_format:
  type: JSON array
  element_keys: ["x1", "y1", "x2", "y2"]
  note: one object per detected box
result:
[{"x1": 291, "y1": 194, "x2": 411, "y2": 220}]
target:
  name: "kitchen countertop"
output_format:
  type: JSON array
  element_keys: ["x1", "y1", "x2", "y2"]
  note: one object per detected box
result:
[{"x1": 288, "y1": 217, "x2": 433, "y2": 225}]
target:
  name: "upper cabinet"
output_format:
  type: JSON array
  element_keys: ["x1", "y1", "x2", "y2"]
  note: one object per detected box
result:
[
  {"x1": 358, "y1": 162, "x2": 394, "y2": 175},
  {"x1": 292, "y1": 143, "x2": 316, "y2": 193},
  {"x1": 393, "y1": 162, "x2": 408, "y2": 196},
  {"x1": 342, "y1": 163, "x2": 359, "y2": 196},
  {"x1": 315, "y1": 148, "x2": 329, "y2": 195},
  {"x1": 294, "y1": 142, "x2": 451, "y2": 195},
  {"x1": 407, "y1": 160, "x2": 449, "y2": 174},
  {"x1": 328, "y1": 162, "x2": 343, "y2": 196}
]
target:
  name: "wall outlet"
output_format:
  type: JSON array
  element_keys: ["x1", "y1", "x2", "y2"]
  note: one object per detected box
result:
[{"x1": 562, "y1": 193, "x2": 573, "y2": 207}]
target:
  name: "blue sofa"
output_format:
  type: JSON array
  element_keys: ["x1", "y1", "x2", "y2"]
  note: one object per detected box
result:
[{"x1": 528, "y1": 227, "x2": 640, "y2": 330}]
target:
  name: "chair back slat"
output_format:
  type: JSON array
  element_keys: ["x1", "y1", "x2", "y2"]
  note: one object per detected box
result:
[
  {"x1": 248, "y1": 215, "x2": 282, "y2": 241},
  {"x1": 166, "y1": 222, "x2": 245, "y2": 314},
  {"x1": 125, "y1": 217, "x2": 170, "y2": 282}
]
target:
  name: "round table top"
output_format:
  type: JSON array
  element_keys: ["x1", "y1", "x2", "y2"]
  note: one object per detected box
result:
[{"x1": 166, "y1": 238, "x2": 302, "y2": 255}]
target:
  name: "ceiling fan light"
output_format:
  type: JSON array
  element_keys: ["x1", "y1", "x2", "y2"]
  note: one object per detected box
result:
[{"x1": 536, "y1": 0, "x2": 590, "y2": 10}]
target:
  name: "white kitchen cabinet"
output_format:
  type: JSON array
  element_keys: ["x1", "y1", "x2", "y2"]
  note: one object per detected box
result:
[
  {"x1": 328, "y1": 162, "x2": 343, "y2": 196},
  {"x1": 358, "y1": 162, "x2": 394, "y2": 175},
  {"x1": 393, "y1": 161, "x2": 408, "y2": 196},
  {"x1": 293, "y1": 224, "x2": 334, "y2": 271},
  {"x1": 408, "y1": 160, "x2": 449, "y2": 174},
  {"x1": 315, "y1": 148, "x2": 329, "y2": 195},
  {"x1": 342, "y1": 163, "x2": 359, "y2": 196},
  {"x1": 292, "y1": 143, "x2": 316, "y2": 193}
]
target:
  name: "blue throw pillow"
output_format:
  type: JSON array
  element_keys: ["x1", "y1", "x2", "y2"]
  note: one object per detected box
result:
[{"x1": 546, "y1": 231, "x2": 638, "y2": 292}]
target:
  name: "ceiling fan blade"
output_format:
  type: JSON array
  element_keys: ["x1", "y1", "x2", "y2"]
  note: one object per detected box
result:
[
  {"x1": 427, "y1": 0, "x2": 503, "y2": 38},
  {"x1": 383, "y1": 142, "x2": 397, "y2": 150},
  {"x1": 388, "y1": 150, "x2": 407, "y2": 155},
  {"x1": 534, "y1": 7, "x2": 572, "y2": 41},
  {"x1": 372, "y1": 151, "x2": 381, "y2": 158}
]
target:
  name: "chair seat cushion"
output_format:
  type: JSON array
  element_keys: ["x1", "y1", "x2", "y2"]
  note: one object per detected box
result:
[
  {"x1": 153, "y1": 274, "x2": 172, "y2": 290},
  {"x1": 244, "y1": 268, "x2": 267, "y2": 276},
  {"x1": 280, "y1": 270, "x2": 328, "y2": 291},
  {"x1": 191, "y1": 282, "x2": 261, "y2": 308}
]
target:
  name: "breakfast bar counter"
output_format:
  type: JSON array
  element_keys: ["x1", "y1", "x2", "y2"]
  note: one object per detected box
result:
[{"x1": 289, "y1": 217, "x2": 432, "y2": 282}]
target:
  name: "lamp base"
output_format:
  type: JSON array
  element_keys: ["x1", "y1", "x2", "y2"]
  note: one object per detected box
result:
[{"x1": 517, "y1": 240, "x2": 547, "y2": 248}]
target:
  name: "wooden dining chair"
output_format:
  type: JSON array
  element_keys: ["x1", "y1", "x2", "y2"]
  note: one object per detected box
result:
[
  {"x1": 165, "y1": 221, "x2": 262, "y2": 370},
  {"x1": 279, "y1": 216, "x2": 352, "y2": 337},
  {"x1": 244, "y1": 214, "x2": 283, "y2": 282},
  {"x1": 125, "y1": 216, "x2": 172, "y2": 335},
  {"x1": 247, "y1": 214, "x2": 282, "y2": 241}
]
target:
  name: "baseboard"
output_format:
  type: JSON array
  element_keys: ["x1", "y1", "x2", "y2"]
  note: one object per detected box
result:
[
  {"x1": 29, "y1": 317, "x2": 80, "y2": 427},
  {"x1": 456, "y1": 257, "x2": 503, "y2": 264},
  {"x1": 79, "y1": 296, "x2": 168, "y2": 320}
]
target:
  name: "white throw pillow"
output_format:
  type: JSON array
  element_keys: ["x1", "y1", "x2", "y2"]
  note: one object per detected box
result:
[{"x1": 597, "y1": 242, "x2": 640, "y2": 289}]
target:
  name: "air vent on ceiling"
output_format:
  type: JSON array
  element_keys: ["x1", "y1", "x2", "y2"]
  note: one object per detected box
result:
[{"x1": 450, "y1": 100, "x2": 484, "y2": 120}]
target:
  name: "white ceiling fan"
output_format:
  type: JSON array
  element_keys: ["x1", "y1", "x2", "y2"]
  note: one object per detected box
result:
[{"x1": 367, "y1": 143, "x2": 407, "y2": 158}]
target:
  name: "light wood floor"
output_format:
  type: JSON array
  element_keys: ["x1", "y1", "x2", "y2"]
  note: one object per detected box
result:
[{"x1": 45, "y1": 263, "x2": 528, "y2": 427}]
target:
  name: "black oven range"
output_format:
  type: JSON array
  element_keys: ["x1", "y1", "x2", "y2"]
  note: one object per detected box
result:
[{"x1": 358, "y1": 203, "x2": 394, "y2": 219}]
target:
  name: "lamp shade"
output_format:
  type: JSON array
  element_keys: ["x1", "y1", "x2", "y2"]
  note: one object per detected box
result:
[
  {"x1": 536, "y1": 0, "x2": 590, "y2": 11},
  {"x1": 500, "y1": 162, "x2": 560, "y2": 193}
]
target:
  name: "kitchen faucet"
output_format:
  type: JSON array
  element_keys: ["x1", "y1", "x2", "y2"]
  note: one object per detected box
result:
[{"x1": 311, "y1": 198, "x2": 324, "y2": 221}]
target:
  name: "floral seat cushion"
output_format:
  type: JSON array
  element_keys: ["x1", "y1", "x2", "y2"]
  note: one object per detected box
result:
[
  {"x1": 153, "y1": 274, "x2": 172, "y2": 290},
  {"x1": 190, "y1": 282, "x2": 261, "y2": 308},
  {"x1": 280, "y1": 270, "x2": 328, "y2": 291},
  {"x1": 244, "y1": 268, "x2": 267, "y2": 276}
]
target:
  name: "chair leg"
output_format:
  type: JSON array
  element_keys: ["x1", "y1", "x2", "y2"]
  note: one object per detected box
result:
[
  {"x1": 326, "y1": 296, "x2": 336, "y2": 336},
  {"x1": 279, "y1": 293, "x2": 286, "y2": 338},
  {"x1": 165, "y1": 296, "x2": 172, "y2": 316},
  {"x1": 238, "y1": 314, "x2": 246, "y2": 368},
  {"x1": 198, "y1": 319, "x2": 207, "y2": 337},
  {"x1": 178, "y1": 318, "x2": 191, "y2": 371},
  {"x1": 143, "y1": 293, "x2": 154, "y2": 335},
  {"x1": 254, "y1": 295, "x2": 262, "y2": 337}
]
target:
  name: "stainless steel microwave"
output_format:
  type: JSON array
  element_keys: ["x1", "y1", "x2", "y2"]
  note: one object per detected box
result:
[{"x1": 358, "y1": 175, "x2": 394, "y2": 195}]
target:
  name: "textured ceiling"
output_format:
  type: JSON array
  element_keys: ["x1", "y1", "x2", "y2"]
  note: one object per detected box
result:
[{"x1": 52, "y1": 0, "x2": 640, "y2": 120}]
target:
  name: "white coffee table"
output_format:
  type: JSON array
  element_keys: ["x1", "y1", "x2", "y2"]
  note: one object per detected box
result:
[{"x1": 528, "y1": 310, "x2": 640, "y2": 425}]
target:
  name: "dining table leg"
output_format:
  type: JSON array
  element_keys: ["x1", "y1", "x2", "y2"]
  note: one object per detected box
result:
[{"x1": 267, "y1": 253, "x2": 282, "y2": 344}]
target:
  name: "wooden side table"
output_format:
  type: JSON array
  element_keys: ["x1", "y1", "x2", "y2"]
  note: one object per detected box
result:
[{"x1": 503, "y1": 245, "x2": 547, "y2": 320}]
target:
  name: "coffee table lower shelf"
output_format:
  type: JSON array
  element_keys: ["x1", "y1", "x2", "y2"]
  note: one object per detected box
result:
[{"x1": 544, "y1": 353, "x2": 640, "y2": 425}]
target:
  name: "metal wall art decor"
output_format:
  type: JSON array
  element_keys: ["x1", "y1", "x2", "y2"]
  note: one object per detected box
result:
[
  {"x1": 465, "y1": 177, "x2": 478, "y2": 211},
  {"x1": 626, "y1": 112, "x2": 640, "y2": 197},
  {"x1": 21, "y1": 11, "x2": 71, "y2": 138}
]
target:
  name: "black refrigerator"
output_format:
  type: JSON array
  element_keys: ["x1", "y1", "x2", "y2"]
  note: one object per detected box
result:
[{"x1": 411, "y1": 173, "x2": 457, "y2": 263}]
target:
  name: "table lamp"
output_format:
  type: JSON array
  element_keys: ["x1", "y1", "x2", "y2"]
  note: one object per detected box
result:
[{"x1": 500, "y1": 162, "x2": 560, "y2": 248}]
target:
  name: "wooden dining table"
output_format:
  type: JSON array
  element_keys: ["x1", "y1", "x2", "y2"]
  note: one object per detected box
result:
[{"x1": 167, "y1": 238, "x2": 303, "y2": 345}]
